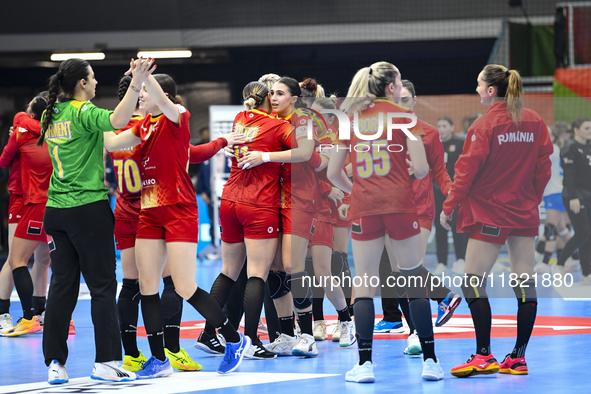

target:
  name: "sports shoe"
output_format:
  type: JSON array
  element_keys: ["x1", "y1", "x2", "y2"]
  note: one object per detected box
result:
[
  {"x1": 534, "y1": 251, "x2": 544, "y2": 265},
  {"x1": 339, "y1": 321, "x2": 357, "y2": 348},
  {"x1": 435, "y1": 292, "x2": 462, "y2": 327},
  {"x1": 452, "y1": 259, "x2": 466, "y2": 275},
  {"x1": 292, "y1": 333, "x2": 319, "y2": 357},
  {"x1": 265, "y1": 333, "x2": 298, "y2": 356},
  {"x1": 0, "y1": 313, "x2": 14, "y2": 336},
  {"x1": 450, "y1": 354, "x2": 500, "y2": 377},
  {"x1": 5, "y1": 316, "x2": 42, "y2": 337},
  {"x1": 244, "y1": 337, "x2": 277, "y2": 359},
  {"x1": 534, "y1": 261, "x2": 550, "y2": 274},
  {"x1": 48, "y1": 360, "x2": 69, "y2": 384},
  {"x1": 217, "y1": 332, "x2": 251, "y2": 374},
  {"x1": 580, "y1": 273, "x2": 591, "y2": 286},
  {"x1": 345, "y1": 361, "x2": 375, "y2": 383},
  {"x1": 499, "y1": 354, "x2": 528, "y2": 375},
  {"x1": 331, "y1": 321, "x2": 341, "y2": 342},
  {"x1": 422, "y1": 358, "x2": 444, "y2": 381},
  {"x1": 565, "y1": 258, "x2": 581, "y2": 272},
  {"x1": 69, "y1": 320, "x2": 76, "y2": 335},
  {"x1": 91, "y1": 361, "x2": 136, "y2": 382},
  {"x1": 194, "y1": 330, "x2": 225, "y2": 355},
  {"x1": 432, "y1": 263, "x2": 447, "y2": 276},
  {"x1": 373, "y1": 320, "x2": 404, "y2": 333},
  {"x1": 404, "y1": 331, "x2": 422, "y2": 357},
  {"x1": 313, "y1": 320, "x2": 328, "y2": 340},
  {"x1": 37, "y1": 311, "x2": 45, "y2": 326},
  {"x1": 239, "y1": 317, "x2": 268, "y2": 335},
  {"x1": 551, "y1": 263, "x2": 565, "y2": 279},
  {"x1": 123, "y1": 350, "x2": 148, "y2": 372},
  {"x1": 165, "y1": 347, "x2": 203, "y2": 371},
  {"x1": 135, "y1": 356, "x2": 173, "y2": 379}
]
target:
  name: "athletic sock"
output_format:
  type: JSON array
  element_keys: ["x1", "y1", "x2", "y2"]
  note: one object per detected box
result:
[
  {"x1": 0, "y1": 299, "x2": 10, "y2": 315},
  {"x1": 187, "y1": 287, "x2": 240, "y2": 343},
  {"x1": 32, "y1": 296, "x2": 46, "y2": 316},
  {"x1": 469, "y1": 298, "x2": 492, "y2": 356},
  {"x1": 511, "y1": 301, "x2": 537, "y2": 358},
  {"x1": 118, "y1": 279, "x2": 141, "y2": 358},
  {"x1": 408, "y1": 298, "x2": 437, "y2": 362},
  {"x1": 279, "y1": 315, "x2": 295, "y2": 337},
  {"x1": 204, "y1": 273, "x2": 235, "y2": 336},
  {"x1": 419, "y1": 266, "x2": 449, "y2": 304},
  {"x1": 12, "y1": 266, "x2": 34, "y2": 320},
  {"x1": 557, "y1": 248, "x2": 564, "y2": 260},
  {"x1": 140, "y1": 293, "x2": 165, "y2": 361},
  {"x1": 543, "y1": 251, "x2": 552, "y2": 264},
  {"x1": 161, "y1": 276, "x2": 182, "y2": 354},
  {"x1": 296, "y1": 310, "x2": 314, "y2": 336},
  {"x1": 312, "y1": 293, "x2": 325, "y2": 321},
  {"x1": 535, "y1": 240, "x2": 546, "y2": 254},
  {"x1": 353, "y1": 298, "x2": 374, "y2": 364},
  {"x1": 336, "y1": 306, "x2": 351, "y2": 322},
  {"x1": 243, "y1": 277, "x2": 265, "y2": 341}
]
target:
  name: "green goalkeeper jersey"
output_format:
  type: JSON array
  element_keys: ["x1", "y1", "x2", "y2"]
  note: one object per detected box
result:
[{"x1": 42, "y1": 100, "x2": 115, "y2": 208}]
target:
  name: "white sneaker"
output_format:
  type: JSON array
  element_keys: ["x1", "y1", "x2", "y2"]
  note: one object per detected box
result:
[
  {"x1": 339, "y1": 321, "x2": 357, "y2": 348},
  {"x1": 331, "y1": 320, "x2": 341, "y2": 342},
  {"x1": 0, "y1": 313, "x2": 14, "y2": 336},
  {"x1": 313, "y1": 320, "x2": 327, "y2": 341},
  {"x1": 291, "y1": 333, "x2": 318, "y2": 357},
  {"x1": 551, "y1": 263, "x2": 565, "y2": 278},
  {"x1": 534, "y1": 251, "x2": 544, "y2": 265},
  {"x1": 580, "y1": 273, "x2": 591, "y2": 286},
  {"x1": 48, "y1": 360, "x2": 69, "y2": 384},
  {"x1": 534, "y1": 261, "x2": 550, "y2": 274},
  {"x1": 565, "y1": 258, "x2": 581, "y2": 272},
  {"x1": 431, "y1": 263, "x2": 447, "y2": 276},
  {"x1": 244, "y1": 338, "x2": 277, "y2": 359},
  {"x1": 91, "y1": 361, "x2": 136, "y2": 382},
  {"x1": 37, "y1": 310, "x2": 45, "y2": 326},
  {"x1": 452, "y1": 259, "x2": 466, "y2": 275},
  {"x1": 404, "y1": 331, "x2": 422, "y2": 357},
  {"x1": 422, "y1": 358, "x2": 444, "y2": 381},
  {"x1": 345, "y1": 361, "x2": 375, "y2": 383},
  {"x1": 264, "y1": 333, "x2": 298, "y2": 356}
]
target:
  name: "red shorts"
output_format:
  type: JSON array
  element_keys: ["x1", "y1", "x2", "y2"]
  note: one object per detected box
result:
[
  {"x1": 336, "y1": 214, "x2": 352, "y2": 228},
  {"x1": 418, "y1": 216, "x2": 433, "y2": 231},
  {"x1": 281, "y1": 208, "x2": 318, "y2": 241},
  {"x1": 114, "y1": 218, "x2": 139, "y2": 250},
  {"x1": 14, "y1": 203, "x2": 47, "y2": 242},
  {"x1": 468, "y1": 223, "x2": 539, "y2": 245},
  {"x1": 220, "y1": 200, "x2": 280, "y2": 243},
  {"x1": 351, "y1": 212, "x2": 420, "y2": 241},
  {"x1": 309, "y1": 220, "x2": 335, "y2": 248},
  {"x1": 8, "y1": 194, "x2": 23, "y2": 224},
  {"x1": 136, "y1": 204, "x2": 198, "y2": 243}
]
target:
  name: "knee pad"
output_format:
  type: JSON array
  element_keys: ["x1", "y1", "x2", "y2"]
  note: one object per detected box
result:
[
  {"x1": 161, "y1": 276, "x2": 182, "y2": 321},
  {"x1": 512, "y1": 279, "x2": 537, "y2": 304},
  {"x1": 118, "y1": 278, "x2": 140, "y2": 303},
  {"x1": 544, "y1": 224, "x2": 558, "y2": 241},
  {"x1": 267, "y1": 270, "x2": 290, "y2": 299},
  {"x1": 461, "y1": 274, "x2": 488, "y2": 306},
  {"x1": 399, "y1": 265, "x2": 429, "y2": 299},
  {"x1": 330, "y1": 251, "x2": 351, "y2": 279},
  {"x1": 289, "y1": 271, "x2": 313, "y2": 309}
]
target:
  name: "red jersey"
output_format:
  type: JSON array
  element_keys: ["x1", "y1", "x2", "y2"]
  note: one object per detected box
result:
[
  {"x1": 411, "y1": 119, "x2": 451, "y2": 220},
  {"x1": 189, "y1": 137, "x2": 228, "y2": 164},
  {"x1": 281, "y1": 108, "x2": 322, "y2": 213},
  {"x1": 109, "y1": 116, "x2": 143, "y2": 220},
  {"x1": 131, "y1": 105, "x2": 196, "y2": 209},
  {"x1": 0, "y1": 131, "x2": 22, "y2": 195},
  {"x1": 443, "y1": 101, "x2": 552, "y2": 230},
  {"x1": 316, "y1": 125, "x2": 339, "y2": 223},
  {"x1": 13, "y1": 113, "x2": 51, "y2": 205},
  {"x1": 223, "y1": 109, "x2": 291, "y2": 207},
  {"x1": 339, "y1": 99, "x2": 425, "y2": 219}
]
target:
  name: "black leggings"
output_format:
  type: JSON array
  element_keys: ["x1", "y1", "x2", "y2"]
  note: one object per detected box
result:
[
  {"x1": 434, "y1": 188, "x2": 468, "y2": 265},
  {"x1": 557, "y1": 198, "x2": 591, "y2": 276}
]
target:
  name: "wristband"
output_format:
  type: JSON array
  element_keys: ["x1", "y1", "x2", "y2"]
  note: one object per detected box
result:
[{"x1": 262, "y1": 152, "x2": 271, "y2": 163}]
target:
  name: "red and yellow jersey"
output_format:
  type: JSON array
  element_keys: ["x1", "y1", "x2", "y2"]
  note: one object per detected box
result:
[
  {"x1": 316, "y1": 124, "x2": 338, "y2": 223},
  {"x1": 443, "y1": 101, "x2": 552, "y2": 230},
  {"x1": 411, "y1": 119, "x2": 451, "y2": 220},
  {"x1": 12, "y1": 112, "x2": 51, "y2": 205},
  {"x1": 337, "y1": 99, "x2": 424, "y2": 219},
  {"x1": 131, "y1": 105, "x2": 196, "y2": 209},
  {"x1": 280, "y1": 108, "x2": 322, "y2": 212},
  {"x1": 223, "y1": 109, "x2": 291, "y2": 207},
  {"x1": 0, "y1": 131, "x2": 22, "y2": 196},
  {"x1": 110, "y1": 116, "x2": 143, "y2": 220}
]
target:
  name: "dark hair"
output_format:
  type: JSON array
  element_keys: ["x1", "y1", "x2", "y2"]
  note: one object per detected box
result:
[
  {"x1": 401, "y1": 79, "x2": 416, "y2": 98},
  {"x1": 572, "y1": 117, "x2": 591, "y2": 131},
  {"x1": 300, "y1": 78, "x2": 318, "y2": 98},
  {"x1": 29, "y1": 96, "x2": 48, "y2": 120},
  {"x1": 153, "y1": 74, "x2": 184, "y2": 106},
  {"x1": 242, "y1": 81, "x2": 269, "y2": 110},
  {"x1": 438, "y1": 115, "x2": 453, "y2": 126},
  {"x1": 277, "y1": 77, "x2": 304, "y2": 107},
  {"x1": 38, "y1": 58, "x2": 90, "y2": 146},
  {"x1": 117, "y1": 75, "x2": 132, "y2": 102},
  {"x1": 481, "y1": 64, "x2": 523, "y2": 123}
]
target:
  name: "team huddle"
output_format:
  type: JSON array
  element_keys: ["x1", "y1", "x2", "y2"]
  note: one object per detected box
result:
[{"x1": 1, "y1": 56, "x2": 589, "y2": 385}]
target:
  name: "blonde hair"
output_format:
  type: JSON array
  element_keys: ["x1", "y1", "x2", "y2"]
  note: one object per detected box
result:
[
  {"x1": 242, "y1": 81, "x2": 269, "y2": 110},
  {"x1": 340, "y1": 61, "x2": 399, "y2": 114},
  {"x1": 258, "y1": 73, "x2": 280, "y2": 90},
  {"x1": 481, "y1": 64, "x2": 523, "y2": 124}
]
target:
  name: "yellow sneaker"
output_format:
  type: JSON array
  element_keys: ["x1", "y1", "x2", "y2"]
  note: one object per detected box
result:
[
  {"x1": 5, "y1": 316, "x2": 42, "y2": 337},
  {"x1": 165, "y1": 348, "x2": 202, "y2": 371},
  {"x1": 122, "y1": 350, "x2": 147, "y2": 372}
]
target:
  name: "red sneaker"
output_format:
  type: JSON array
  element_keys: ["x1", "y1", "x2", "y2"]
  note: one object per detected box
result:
[
  {"x1": 451, "y1": 354, "x2": 500, "y2": 378},
  {"x1": 68, "y1": 320, "x2": 76, "y2": 335},
  {"x1": 499, "y1": 354, "x2": 528, "y2": 375}
]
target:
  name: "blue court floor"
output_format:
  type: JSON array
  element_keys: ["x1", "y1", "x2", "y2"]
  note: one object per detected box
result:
[{"x1": 1, "y1": 254, "x2": 590, "y2": 394}]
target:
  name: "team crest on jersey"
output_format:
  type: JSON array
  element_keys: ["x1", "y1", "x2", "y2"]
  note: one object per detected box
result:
[
  {"x1": 249, "y1": 113, "x2": 254, "y2": 118},
  {"x1": 300, "y1": 119, "x2": 307, "y2": 125}
]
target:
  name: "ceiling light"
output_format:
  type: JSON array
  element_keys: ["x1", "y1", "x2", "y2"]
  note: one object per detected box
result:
[
  {"x1": 136, "y1": 50, "x2": 192, "y2": 59},
  {"x1": 50, "y1": 52, "x2": 105, "y2": 61}
]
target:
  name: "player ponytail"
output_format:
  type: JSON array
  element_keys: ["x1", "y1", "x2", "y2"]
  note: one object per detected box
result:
[
  {"x1": 153, "y1": 74, "x2": 184, "y2": 106},
  {"x1": 30, "y1": 96, "x2": 48, "y2": 121},
  {"x1": 258, "y1": 73, "x2": 280, "y2": 90},
  {"x1": 341, "y1": 61, "x2": 399, "y2": 114},
  {"x1": 481, "y1": 64, "x2": 523, "y2": 124},
  {"x1": 242, "y1": 81, "x2": 269, "y2": 110}
]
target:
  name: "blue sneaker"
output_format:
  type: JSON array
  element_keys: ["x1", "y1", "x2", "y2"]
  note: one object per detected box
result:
[
  {"x1": 217, "y1": 332, "x2": 251, "y2": 374},
  {"x1": 373, "y1": 320, "x2": 404, "y2": 333},
  {"x1": 435, "y1": 292, "x2": 462, "y2": 327},
  {"x1": 135, "y1": 356, "x2": 173, "y2": 379},
  {"x1": 345, "y1": 361, "x2": 375, "y2": 383}
]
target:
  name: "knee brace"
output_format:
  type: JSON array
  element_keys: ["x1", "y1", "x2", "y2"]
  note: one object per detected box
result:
[
  {"x1": 512, "y1": 279, "x2": 537, "y2": 305},
  {"x1": 330, "y1": 251, "x2": 351, "y2": 279},
  {"x1": 267, "y1": 270, "x2": 290, "y2": 299},
  {"x1": 461, "y1": 274, "x2": 488, "y2": 307},
  {"x1": 289, "y1": 271, "x2": 313, "y2": 309},
  {"x1": 161, "y1": 276, "x2": 182, "y2": 321},
  {"x1": 399, "y1": 265, "x2": 429, "y2": 299},
  {"x1": 544, "y1": 224, "x2": 558, "y2": 241}
]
